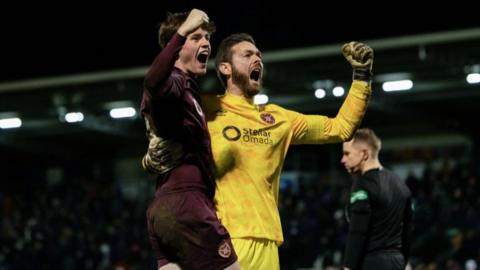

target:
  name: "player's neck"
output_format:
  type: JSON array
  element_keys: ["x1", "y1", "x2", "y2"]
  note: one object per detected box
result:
[
  {"x1": 361, "y1": 159, "x2": 382, "y2": 174},
  {"x1": 226, "y1": 84, "x2": 246, "y2": 97},
  {"x1": 174, "y1": 61, "x2": 197, "y2": 78}
]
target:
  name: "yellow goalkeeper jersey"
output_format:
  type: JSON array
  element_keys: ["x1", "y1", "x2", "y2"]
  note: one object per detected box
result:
[{"x1": 204, "y1": 80, "x2": 371, "y2": 245}]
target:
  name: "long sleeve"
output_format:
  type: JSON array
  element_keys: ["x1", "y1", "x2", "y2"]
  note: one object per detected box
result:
[
  {"x1": 144, "y1": 33, "x2": 186, "y2": 97},
  {"x1": 290, "y1": 80, "x2": 371, "y2": 144},
  {"x1": 140, "y1": 33, "x2": 186, "y2": 131},
  {"x1": 344, "y1": 185, "x2": 372, "y2": 269},
  {"x1": 401, "y1": 197, "x2": 413, "y2": 262},
  {"x1": 323, "y1": 80, "x2": 371, "y2": 142}
]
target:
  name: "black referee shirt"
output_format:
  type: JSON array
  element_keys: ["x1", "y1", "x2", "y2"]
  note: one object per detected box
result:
[{"x1": 344, "y1": 168, "x2": 413, "y2": 269}]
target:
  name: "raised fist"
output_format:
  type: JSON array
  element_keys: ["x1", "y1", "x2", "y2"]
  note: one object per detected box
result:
[
  {"x1": 177, "y1": 8, "x2": 210, "y2": 37},
  {"x1": 142, "y1": 133, "x2": 184, "y2": 175},
  {"x1": 342, "y1": 41, "x2": 374, "y2": 69}
]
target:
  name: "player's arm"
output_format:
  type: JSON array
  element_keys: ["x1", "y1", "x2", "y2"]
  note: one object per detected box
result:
[
  {"x1": 325, "y1": 41, "x2": 373, "y2": 142},
  {"x1": 144, "y1": 34, "x2": 185, "y2": 95},
  {"x1": 142, "y1": 126, "x2": 184, "y2": 175},
  {"x1": 290, "y1": 42, "x2": 373, "y2": 144},
  {"x1": 343, "y1": 181, "x2": 372, "y2": 269},
  {"x1": 141, "y1": 111, "x2": 183, "y2": 175},
  {"x1": 401, "y1": 197, "x2": 414, "y2": 263}
]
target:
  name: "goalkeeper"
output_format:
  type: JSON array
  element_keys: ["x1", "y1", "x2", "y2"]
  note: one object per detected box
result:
[{"x1": 209, "y1": 36, "x2": 374, "y2": 270}]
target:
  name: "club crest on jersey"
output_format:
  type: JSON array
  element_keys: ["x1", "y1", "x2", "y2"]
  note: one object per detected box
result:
[
  {"x1": 218, "y1": 240, "x2": 232, "y2": 258},
  {"x1": 260, "y1": 112, "x2": 275, "y2": 124}
]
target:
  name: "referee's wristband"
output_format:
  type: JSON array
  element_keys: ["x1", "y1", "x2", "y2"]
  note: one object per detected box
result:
[{"x1": 353, "y1": 68, "x2": 373, "y2": 82}]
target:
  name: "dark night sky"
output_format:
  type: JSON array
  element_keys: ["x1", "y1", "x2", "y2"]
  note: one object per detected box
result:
[{"x1": 1, "y1": 2, "x2": 478, "y2": 82}]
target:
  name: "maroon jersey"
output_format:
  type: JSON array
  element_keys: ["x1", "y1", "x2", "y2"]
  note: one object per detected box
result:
[
  {"x1": 142, "y1": 33, "x2": 236, "y2": 269},
  {"x1": 141, "y1": 33, "x2": 215, "y2": 198}
]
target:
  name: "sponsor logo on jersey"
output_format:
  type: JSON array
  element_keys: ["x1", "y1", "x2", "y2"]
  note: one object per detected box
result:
[
  {"x1": 222, "y1": 126, "x2": 273, "y2": 145},
  {"x1": 222, "y1": 126, "x2": 241, "y2": 141}
]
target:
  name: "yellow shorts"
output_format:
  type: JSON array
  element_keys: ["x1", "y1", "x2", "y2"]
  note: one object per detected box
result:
[{"x1": 232, "y1": 238, "x2": 279, "y2": 270}]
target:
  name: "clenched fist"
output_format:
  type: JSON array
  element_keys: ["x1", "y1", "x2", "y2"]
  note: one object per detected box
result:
[
  {"x1": 177, "y1": 8, "x2": 210, "y2": 37},
  {"x1": 142, "y1": 133, "x2": 184, "y2": 175},
  {"x1": 342, "y1": 41, "x2": 373, "y2": 69},
  {"x1": 342, "y1": 41, "x2": 374, "y2": 82}
]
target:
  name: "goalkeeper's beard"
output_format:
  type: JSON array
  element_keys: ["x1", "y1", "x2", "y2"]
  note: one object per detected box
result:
[{"x1": 231, "y1": 65, "x2": 260, "y2": 97}]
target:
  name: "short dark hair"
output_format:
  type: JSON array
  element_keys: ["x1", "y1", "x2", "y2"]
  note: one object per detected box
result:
[
  {"x1": 352, "y1": 128, "x2": 382, "y2": 156},
  {"x1": 215, "y1": 33, "x2": 255, "y2": 88},
  {"x1": 158, "y1": 12, "x2": 216, "y2": 49}
]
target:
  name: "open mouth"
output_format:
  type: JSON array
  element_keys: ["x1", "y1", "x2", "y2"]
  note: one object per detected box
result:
[
  {"x1": 250, "y1": 68, "x2": 261, "y2": 81},
  {"x1": 197, "y1": 51, "x2": 209, "y2": 64}
]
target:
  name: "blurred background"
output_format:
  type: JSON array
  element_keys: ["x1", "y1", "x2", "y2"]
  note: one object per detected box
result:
[{"x1": 1, "y1": 2, "x2": 480, "y2": 270}]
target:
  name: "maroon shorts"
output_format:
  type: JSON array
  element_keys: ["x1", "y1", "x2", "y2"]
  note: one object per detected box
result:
[{"x1": 147, "y1": 187, "x2": 237, "y2": 269}]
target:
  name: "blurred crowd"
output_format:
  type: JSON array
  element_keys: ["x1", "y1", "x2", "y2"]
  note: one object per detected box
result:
[
  {"x1": 1, "y1": 170, "x2": 154, "y2": 270},
  {"x1": 1, "y1": 157, "x2": 479, "y2": 270}
]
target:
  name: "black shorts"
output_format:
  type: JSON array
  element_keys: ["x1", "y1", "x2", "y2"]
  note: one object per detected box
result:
[
  {"x1": 362, "y1": 251, "x2": 405, "y2": 270},
  {"x1": 147, "y1": 188, "x2": 237, "y2": 270}
]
